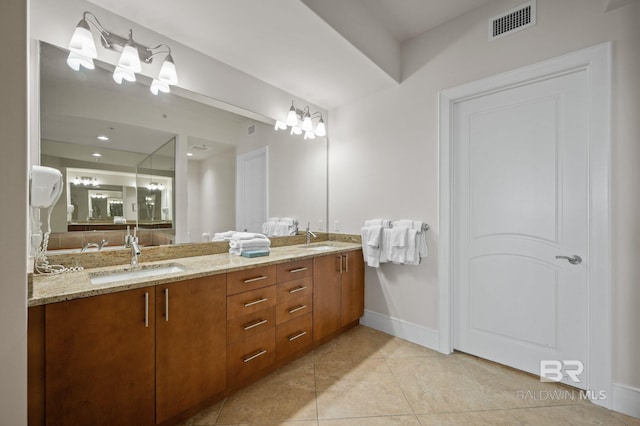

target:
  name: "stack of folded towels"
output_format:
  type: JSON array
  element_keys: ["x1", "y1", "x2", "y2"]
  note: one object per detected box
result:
[
  {"x1": 228, "y1": 232, "x2": 271, "y2": 257},
  {"x1": 361, "y1": 219, "x2": 428, "y2": 268},
  {"x1": 262, "y1": 217, "x2": 297, "y2": 237},
  {"x1": 211, "y1": 230, "x2": 236, "y2": 242}
]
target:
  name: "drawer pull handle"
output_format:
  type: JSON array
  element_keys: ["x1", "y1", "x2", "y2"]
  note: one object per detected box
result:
[
  {"x1": 288, "y1": 286, "x2": 307, "y2": 294},
  {"x1": 244, "y1": 275, "x2": 268, "y2": 284},
  {"x1": 243, "y1": 319, "x2": 268, "y2": 330},
  {"x1": 144, "y1": 292, "x2": 149, "y2": 328},
  {"x1": 288, "y1": 331, "x2": 307, "y2": 341},
  {"x1": 244, "y1": 297, "x2": 268, "y2": 307},
  {"x1": 288, "y1": 305, "x2": 307, "y2": 314},
  {"x1": 243, "y1": 349, "x2": 268, "y2": 363},
  {"x1": 289, "y1": 267, "x2": 308, "y2": 273},
  {"x1": 164, "y1": 288, "x2": 169, "y2": 322}
]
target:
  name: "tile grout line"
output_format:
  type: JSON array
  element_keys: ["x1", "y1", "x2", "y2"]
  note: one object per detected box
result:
[{"x1": 312, "y1": 348, "x2": 321, "y2": 425}]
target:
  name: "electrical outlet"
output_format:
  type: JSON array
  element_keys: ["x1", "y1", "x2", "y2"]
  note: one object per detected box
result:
[
  {"x1": 318, "y1": 219, "x2": 324, "y2": 231},
  {"x1": 334, "y1": 220, "x2": 340, "y2": 232}
]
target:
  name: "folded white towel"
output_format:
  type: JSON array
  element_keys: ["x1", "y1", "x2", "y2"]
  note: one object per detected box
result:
[
  {"x1": 279, "y1": 217, "x2": 296, "y2": 225},
  {"x1": 366, "y1": 225, "x2": 383, "y2": 248},
  {"x1": 229, "y1": 237, "x2": 271, "y2": 249},
  {"x1": 231, "y1": 232, "x2": 267, "y2": 240},
  {"x1": 404, "y1": 229, "x2": 420, "y2": 265},
  {"x1": 272, "y1": 223, "x2": 291, "y2": 236},
  {"x1": 379, "y1": 228, "x2": 394, "y2": 263},
  {"x1": 364, "y1": 219, "x2": 391, "y2": 227},
  {"x1": 390, "y1": 226, "x2": 407, "y2": 247},
  {"x1": 389, "y1": 227, "x2": 408, "y2": 263},
  {"x1": 214, "y1": 230, "x2": 236, "y2": 240},
  {"x1": 361, "y1": 226, "x2": 381, "y2": 267},
  {"x1": 267, "y1": 217, "x2": 279, "y2": 223}
]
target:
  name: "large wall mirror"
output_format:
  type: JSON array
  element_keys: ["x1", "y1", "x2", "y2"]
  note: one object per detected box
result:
[{"x1": 38, "y1": 42, "x2": 327, "y2": 251}]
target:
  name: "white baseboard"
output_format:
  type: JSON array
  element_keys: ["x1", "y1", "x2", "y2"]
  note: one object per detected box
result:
[
  {"x1": 611, "y1": 383, "x2": 640, "y2": 419},
  {"x1": 360, "y1": 309, "x2": 440, "y2": 351}
]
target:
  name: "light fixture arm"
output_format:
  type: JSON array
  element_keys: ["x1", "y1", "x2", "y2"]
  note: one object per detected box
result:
[
  {"x1": 146, "y1": 44, "x2": 172, "y2": 61},
  {"x1": 81, "y1": 11, "x2": 160, "y2": 64}
]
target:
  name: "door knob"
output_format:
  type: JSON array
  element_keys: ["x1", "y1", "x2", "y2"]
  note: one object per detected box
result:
[{"x1": 555, "y1": 255, "x2": 582, "y2": 265}]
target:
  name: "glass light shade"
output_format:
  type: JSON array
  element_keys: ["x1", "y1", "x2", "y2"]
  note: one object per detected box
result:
[
  {"x1": 286, "y1": 107, "x2": 298, "y2": 127},
  {"x1": 158, "y1": 55, "x2": 178, "y2": 85},
  {"x1": 274, "y1": 120, "x2": 287, "y2": 130},
  {"x1": 68, "y1": 20, "x2": 97, "y2": 59},
  {"x1": 117, "y1": 44, "x2": 142, "y2": 73},
  {"x1": 150, "y1": 78, "x2": 170, "y2": 95},
  {"x1": 66, "y1": 52, "x2": 95, "y2": 71},
  {"x1": 301, "y1": 115, "x2": 313, "y2": 132},
  {"x1": 304, "y1": 131, "x2": 316, "y2": 140},
  {"x1": 291, "y1": 126, "x2": 302, "y2": 135},
  {"x1": 315, "y1": 119, "x2": 326, "y2": 137},
  {"x1": 113, "y1": 66, "x2": 136, "y2": 84}
]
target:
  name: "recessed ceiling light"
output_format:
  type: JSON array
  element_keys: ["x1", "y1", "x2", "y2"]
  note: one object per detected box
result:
[
  {"x1": 187, "y1": 152, "x2": 193, "y2": 157},
  {"x1": 92, "y1": 152, "x2": 102, "y2": 157},
  {"x1": 97, "y1": 135, "x2": 109, "y2": 141}
]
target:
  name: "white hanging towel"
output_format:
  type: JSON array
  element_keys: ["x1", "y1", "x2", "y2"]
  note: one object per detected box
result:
[{"x1": 361, "y1": 219, "x2": 390, "y2": 268}]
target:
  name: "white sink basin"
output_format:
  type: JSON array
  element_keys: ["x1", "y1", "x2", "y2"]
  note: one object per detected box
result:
[
  {"x1": 301, "y1": 243, "x2": 336, "y2": 251},
  {"x1": 89, "y1": 263, "x2": 186, "y2": 285}
]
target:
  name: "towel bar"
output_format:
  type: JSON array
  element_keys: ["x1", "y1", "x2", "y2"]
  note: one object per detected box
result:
[{"x1": 388, "y1": 221, "x2": 430, "y2": 231}]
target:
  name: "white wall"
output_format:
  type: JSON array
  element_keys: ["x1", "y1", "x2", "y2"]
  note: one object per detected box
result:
[
  {"x1": 0, "y1": 0, "x2": 28, "y2": 424},
  {"x1": 186, "y1": 149, "x2": 236, "y2": 242},
  {"x1": 186, "y1": 159, "x2": 202, "y2": 242},
  {"x1": 329, "y1": 0, "x2": 640, "y2": 398}
]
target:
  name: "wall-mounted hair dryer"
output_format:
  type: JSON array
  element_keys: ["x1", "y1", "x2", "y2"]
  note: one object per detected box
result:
[
  {"x1": 31, "y1": 165, "x2": 63, "y2": 208},
  {"x1": 30, "y1": 165, "x2": 64, "y2": 273}
]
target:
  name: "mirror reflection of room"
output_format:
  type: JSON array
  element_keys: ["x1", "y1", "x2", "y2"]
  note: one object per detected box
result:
[{"x1": 39, "y1": 41, "x2": 327, "y2": 251}]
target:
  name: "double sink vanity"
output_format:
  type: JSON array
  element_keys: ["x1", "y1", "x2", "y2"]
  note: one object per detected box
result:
[{"x1": 28, "y1": 238, "x2": 364, "y2": 426}]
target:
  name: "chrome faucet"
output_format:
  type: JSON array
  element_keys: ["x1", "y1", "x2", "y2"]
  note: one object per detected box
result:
[
  {"x1": 81, "y1": 239, "x2": 109, "y2": 252},
  {"x1": 130, "y1": 237, "x2": 141, "y2": 267},
  {"x1": 305, "y1": 222, "x2": 317, "y2": 245}
]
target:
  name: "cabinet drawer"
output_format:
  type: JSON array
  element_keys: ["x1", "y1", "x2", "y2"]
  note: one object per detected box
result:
[
  {"x1": 276, "y1": 294, "x2": 313, "y2": 325},
  {"x1": 276, "y1": 313, "x2": 313, "y2": 361},
  {"x1": 228, "y1": 328, "x2": 276, "y2": 385},
  {"x1": 227, "y1": 286, "x2": 276, "y2": 320},
  {"x1": 227, "y1": 265, "x2": 277, "y2": 296},
  {"x1": 276, "y1": 276, "x2": 313, "y2": 304},
  {"x1": 276, "y1": 259, "x2": 313, "y2": 281},
  {"x1": 227, "y1": 306, "x2": 275, "y2": 344}
]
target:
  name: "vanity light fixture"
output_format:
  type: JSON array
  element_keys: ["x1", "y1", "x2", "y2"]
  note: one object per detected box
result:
[
  {"x1": 275, "y1": 101, "x2": 326, "y2": 139},
  {"x1": 97, "y1": 135, "x2": 110, "y2": 141},
  {"x1": 67, "y1": 11, "x2": 179, "y2": 95},
  {"x1": 146, "y1": 182, "x2": 164, "y2": 191},
  {"x1": 74, "y1": 176, "x2": 99, "y2": 186}
]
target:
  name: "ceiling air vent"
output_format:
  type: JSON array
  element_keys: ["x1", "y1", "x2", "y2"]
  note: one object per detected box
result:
[
  {"x1": 189, "y1": 144, "x2": 209, "y2": 151},
  {"x1": 489, "y1": 0, "x2": 536, "y2": 41},
  {"x1": 247, "y1": 124, "x2": 256, "y2": 136}
]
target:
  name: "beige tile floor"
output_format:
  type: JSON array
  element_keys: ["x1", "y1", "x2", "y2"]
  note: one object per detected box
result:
[{"x1": 180, "y1": 326, "x2": 640, "y2": 426}]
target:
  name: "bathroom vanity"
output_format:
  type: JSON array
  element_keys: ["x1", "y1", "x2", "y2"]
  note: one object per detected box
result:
[{"x1": 28, "y1": 242, "x2": 363, "y2": 426}]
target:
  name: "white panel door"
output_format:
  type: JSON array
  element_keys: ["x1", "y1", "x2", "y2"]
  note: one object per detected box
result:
[
  {"x1": 236, "y1": 147, "x2": 268, "y2": 233},
  {"x1": 453, "y1": 69, "x2": 588, "y2": 388}
]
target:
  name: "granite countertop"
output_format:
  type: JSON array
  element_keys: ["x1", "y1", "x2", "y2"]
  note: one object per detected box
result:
[{"x1": 29, "y1": 241, "x2": 361, "y2": 307}]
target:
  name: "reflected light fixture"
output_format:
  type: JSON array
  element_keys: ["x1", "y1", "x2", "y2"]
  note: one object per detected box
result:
[
  {"x1": 275, "y1": 100, "x2": 326, "y2": 139},
  {"x1": 67, "y1": 11, "x2": 178, "y2": 95}
]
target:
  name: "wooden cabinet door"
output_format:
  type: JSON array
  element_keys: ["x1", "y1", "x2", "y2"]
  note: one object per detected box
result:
[
  {"x1": 45, "y1": 287, "x2": 155, "y2": 426},
  {"x1": 156, "y1": 275, "x2": 227, "y2": 424},
  {"x1": 313, "y1": 254, "x2": 343, "y2": 341},
  {"x1": 341, "y1": 249, "x2": 365, "y2": 326}
]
